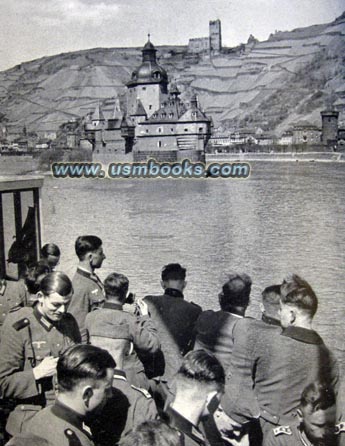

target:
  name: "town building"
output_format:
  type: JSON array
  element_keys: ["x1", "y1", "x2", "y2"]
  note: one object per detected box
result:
[{"x1": 292, "y1": 120, "x2": 321, "y2": 145}]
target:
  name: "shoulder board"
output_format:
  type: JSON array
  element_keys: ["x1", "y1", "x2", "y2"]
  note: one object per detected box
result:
[
  {"x1": 64, "y1": 428, "x2": 83, "y2": 446},
  {"x1": 273, "y1": 426, "x2": 292, "y2": 436},
  {"x1": 131, "y1": 385, "x2": 152, "y2": 399},
  {"x1": 335, "y1": 422, "x2": 345, "y2": 435},
  {"x1": 12, "y1": 317, "x2": 30, "y2": 331},
  {"x1": 0, "y1": 279, "x2": 6, "y2": 296}
]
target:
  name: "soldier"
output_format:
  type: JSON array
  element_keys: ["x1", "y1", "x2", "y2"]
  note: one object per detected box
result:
[
  {"x1": 68, "y1": 235, "x2": 106, "y2": 342},
  {"x1": 265, "y1": 382, "x2": 345, "y2": 446},
  {"x1": 194, "y1": 272, "x2": 252, "y2": 371},
  {"x1": 221, "y1": 274, "x2": 339, "y2": 443},
  {"x1": 87, "y1": 321, "x2": 158, "y2": 445},
  {"x1": 0, "y1": 272, "x2": 81, "y2": 437},
  {"x1": 119, "y1": 420, "x2": 182, "y2": 446},
  {"x1": 162, "y1": 350, "x2": 225, "y2": 446},
  {"x1": 26, "y1": 344, "x2": 115, "y2": 446},
  {"x1": 40, "y1": 243, "x2": 61, "y2": 271},
  {"x1": 85, "y1": 272, "x2": 160, "y2": 389},
  {"x1": 142, "y1": 264, "x2": 202, "y2": 410}
]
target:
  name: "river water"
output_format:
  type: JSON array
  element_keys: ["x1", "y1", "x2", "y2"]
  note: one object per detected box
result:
[{"x1": 41, "y1": 161, "x2": 345, "y2": 373}]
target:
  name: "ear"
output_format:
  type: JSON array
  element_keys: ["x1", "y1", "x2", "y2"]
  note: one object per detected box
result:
[
  {"x1": 259, "y1": 303, "x2": 265, "y2": 313},
  {"x1": 82, "y1": 385, "x2": 94, "y2": 408},
  {"x1": 160, "y1": 280, "x2": 166, "y2": 290},
  {"x1": 36, "y1": 291, "x2": 44, "y2": 305},
  {"x1": 182, "y1": 281, "x2": 187, "y2": 290},
  {"x1": 296, "y1": 408, "x2": 303, "y2": 422},
  {"x1": 290, "y1": 309, "x2": 297, "y2": 325}
]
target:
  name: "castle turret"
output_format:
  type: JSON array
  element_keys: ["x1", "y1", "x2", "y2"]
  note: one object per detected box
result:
[
  {"x1": 209, "y1": 19, "x2": 222, "y2": 54},
  {"x1": 321, "y1": 110, "x2": 339, "y2": 145},
  {"x1": 127, "y1": 36, "x2": 168, "y2": 118}
]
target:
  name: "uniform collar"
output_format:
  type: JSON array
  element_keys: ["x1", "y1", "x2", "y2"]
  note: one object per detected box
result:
[
  {"x1": 164, "y1": 288, "x2": 184, "y2": 299},
  {"x1": 103, "y1": 302, "x2": 123, "y2": 311},
  {"x1": 34, "y1": 306, "x2": 54, "y2": 331},
  {"x1": 262, "y1": 313, "x2": 281, "y2": 327},
  {"x1": 164, "y1": 406, "x2": 205, "y2": 444},
  {"x1": 76, "y1": 266, "x2": 93, "y2": 278},
  {"x1": 113, "y1": 369, "x2": 127, "y2": 381},
  {"x1": 298, "y1": 425, "x2": 313, "y2": 446},
  {"x1": 281, "y1": 326, "x2": 323, "y2": 344},
  {"x1": 52, "y1": 400, "x2": 90, "y2": 436}
]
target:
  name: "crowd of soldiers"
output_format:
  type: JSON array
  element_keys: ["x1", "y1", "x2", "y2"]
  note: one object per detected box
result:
[{"x1": 0, "y1": 235, "x2": 344, "y2": 446}]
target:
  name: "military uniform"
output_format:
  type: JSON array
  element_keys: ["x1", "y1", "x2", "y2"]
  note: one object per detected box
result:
[
  {"x1": 0, "y1": 279, "x2": 27, "y2": 332},
  {"x1": 222, "y1": 320, "x2": 339, "y2": 440},
  {"x1": 89, "y1": 369, "x2": 158, "y2": 446},
  {"x1": 85, "y1": 302, "x2": 160, "y2": 389},
  {"x1": 264, "y1": 421, "x2": 345, "y2": 446},
  {"x1": 163, "y1": 405, "x2": 208, "y2": 446},
  {"x1": 143, "y1": 289, "x2": 202, "y2": 383},
  {"x1": 26, "y1": 400, "x2": 94, "y2": 446},
  {"x1": 68, "y1": 267, "x2": 105, "y2": 342},
  {"x1": 194, "y1": 309, "x2": 244, "y2": 371},
  {"x1": 0, "y1": 306, "x2": 81, "y2": 436}
]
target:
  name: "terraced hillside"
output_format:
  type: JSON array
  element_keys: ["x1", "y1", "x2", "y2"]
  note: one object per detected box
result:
[{"x1": 0, "y1": 12, "x2": 344, "y2": 136}]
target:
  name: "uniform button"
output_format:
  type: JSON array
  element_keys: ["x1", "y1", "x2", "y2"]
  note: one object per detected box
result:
[
  {"x1": 37, "y1": 356, "x2": 41, "y2": 360},
  {"x1": 56, "y1": 344, "x2": 60, "y2": 347},
  {"x1": 21, "y1": 406, "x2": 24, "y2": 410}
]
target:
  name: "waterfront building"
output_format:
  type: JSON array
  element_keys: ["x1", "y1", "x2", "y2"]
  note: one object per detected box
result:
[
  {"x1": 292, "y1": 120, "x2": 321, "y2": 145},
  {"x1": 321, "y1": 110, "x2": 339, "y2": 145}
]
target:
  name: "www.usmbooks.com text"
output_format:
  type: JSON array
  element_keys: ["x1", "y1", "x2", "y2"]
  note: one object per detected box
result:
[{"x1": 51, "y1": 160, "x2": 251, "y2": 179}]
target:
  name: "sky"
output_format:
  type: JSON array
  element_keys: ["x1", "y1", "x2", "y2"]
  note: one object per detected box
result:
[{"x1": 0, "y1": 0, "x2": 344, "y2": 71}]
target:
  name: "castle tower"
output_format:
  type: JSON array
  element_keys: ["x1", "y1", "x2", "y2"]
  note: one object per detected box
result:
[
  {"x1": 209, "y1": 19, "x2": 222, "y2": 54},
  {"x1": 127, "y1": 36, "x2": 168, "y2": 118},
  {"x1": 321, "y1": 110, "x2": 339, "y2": 145}
]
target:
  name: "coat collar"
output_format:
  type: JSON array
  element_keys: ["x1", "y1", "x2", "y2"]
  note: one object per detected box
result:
[
  {"x1": 52, "y1": 400, "x2": 91, "y2": 437},
  {"x1": 164, "y1": 288, "x2": 184, "y2": 299},
  {"x1": 34, "y1": 306, "x2": 54, "y2": 331},
  {"x1": 103, "y1": 302, "x2": 123, "y2": 311},
  {"x1": 262, "y1": 313, "x2": 281, "y2": 327},
  {"x1": 281, "y1": 326, "x2": 323, "y2": 344},
  {"x1": 164, "y1": 406, "x2": 205, "y2": 444}
]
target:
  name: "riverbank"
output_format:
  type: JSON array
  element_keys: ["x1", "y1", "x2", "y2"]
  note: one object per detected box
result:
[{"x1": 206, "y1": 152, "x2": 345, "y2": 162}]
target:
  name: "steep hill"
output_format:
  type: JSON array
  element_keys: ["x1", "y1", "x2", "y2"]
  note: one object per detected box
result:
[{"x1": 0, "y1": 13, "x2": 344, "y2": 136}]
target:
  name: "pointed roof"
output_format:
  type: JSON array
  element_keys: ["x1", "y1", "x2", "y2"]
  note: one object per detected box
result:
[
  {"x1": 132, "y1": 98, "x2": 147, "y2": 117},
  {"x1": 111, "y1": 98, "x2": 123, "y2": 121},
  {"x1": 92, "y1": 103, "x2": 105, "y2": 121}
]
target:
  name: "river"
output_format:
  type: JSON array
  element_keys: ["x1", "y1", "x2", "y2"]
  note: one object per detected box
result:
[{"x1": 41, "y1": 161, "x2": 345, "y2": 372}]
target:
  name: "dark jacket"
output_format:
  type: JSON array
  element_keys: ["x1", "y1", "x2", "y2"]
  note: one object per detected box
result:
[{"x1": 144, "y1": 289, "x2": 202, "y2": 382}]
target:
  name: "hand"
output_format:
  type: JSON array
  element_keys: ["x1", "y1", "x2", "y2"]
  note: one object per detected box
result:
[
  {"x1": 33, "y1": 356, "x2": 58, "y2": 380},
  {"x1": 221, "y1": 432, "x2": 249, "y2": 446},
  {"x1": 136, "y1": 298, "x2": 149, "y2": 316}
]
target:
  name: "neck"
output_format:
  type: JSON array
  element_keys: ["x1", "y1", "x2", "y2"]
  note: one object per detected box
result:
[
  {"x1": 294, "y1": 319, "x2": 313, "y2": 330},
  {"x1": 106, "y1": 296, "x2": 123, "y2": 305},
  {"x1": 57, "y1": 394, "x2": 86, "y2": 418},
  {"x1": 79, "y1": 260, "x2": 93, "y2": 273},
  {"x1": 171, "y1": 396, "x2": 203, "y2": 426}
]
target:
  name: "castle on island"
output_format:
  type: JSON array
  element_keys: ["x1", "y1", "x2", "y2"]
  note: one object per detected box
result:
[{"x1": 85, "y1": 37, "x2": 212, "y2": 162}]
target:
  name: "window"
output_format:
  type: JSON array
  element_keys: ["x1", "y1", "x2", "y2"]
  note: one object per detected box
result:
[
  {"x1": 169, "y1": 113, "x2": 173, "y2": 118},
  {"x1": 157, "y1": 141, "x2": 162, "y2": 148},
  {"x1": 149, "y1": 105, "x2": 152, "y2": 110},
  {"x1": 142, "y1": 87, "x2": 146, "y2": 91},
  {"x1": 158, "y1": 127, "x2": 162, "y2": 133},
  {"x1": 184, "y1": 128, "x2": 188, "y2": 132},
  {"x1": 199, "y1": 127, "x2": 203, "y2": 132},
  {"x1": 171, "y1": 128, "x2": 174, "y2": 132}
]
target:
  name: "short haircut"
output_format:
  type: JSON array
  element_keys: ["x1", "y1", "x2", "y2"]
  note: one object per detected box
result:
[
  {"x1": 104, "y1": 273, "x2": 129, "y2": 301},
  {"x1": 280, "y1": 280, "x2": 318, "y2": 317},
  {"x1": 119, "y1": 420, "x2": 181, "y2": 446},
  {"x1": 161, "y1": 263, "x2": 186, "y2": 282},
  {"x1": 178, "y1": 350, "x2": 225, "y2": 391},
  {"x1": 75, "y1": 235, "x2": 102, "y2": 261},
  {"x1": 40, "y1": 271, "x2": 73, "y2": 297},
  {"x1": 25, "y1": 260, "x2": 51, "y2": 294},
  {"x1": 219, "y1": 272, "x2": 252, "y2": 310},
  {"x1": 300, "y1": 382, "x2": 336, "y2": 413},
  {"x1": 41, "y1": 243, "x2": 61, "y2": 259},
  {"x1": 262, "y1": 285, "x2": 281, "y2": 306},
  {"x1": 280, "y1": 273, "x2": 311, "y2": 297},
  {"x1": 57, "y1": 344, "x2": 115, "y2": 392}
]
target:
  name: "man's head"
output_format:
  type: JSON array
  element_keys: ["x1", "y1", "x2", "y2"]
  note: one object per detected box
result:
[
  {"x1": 174, "y1": 350, "x2": 225, "y2": 419},
  {"x1": 218, "y1": 272, "x2": 252, "y2": 315},
  {"x1": 120, "y1": 420, "x2": 181, "y2": 446},
  {"x1": 104, "y1": 273, "x2": 129, "y2": 303},
  {"x1": 75, "y1": 235, "x2": 105, "y2": 269},
  {"x1": 161, "y1": 263, "x2": 186, "y2": 293},
  {"x1": 57, "y1": 344, "x2": 115, "y2": 416},
  {"x1": 40, "y1": 243, "x2": 61, "y2": 270},
  {"x1": 279, "y1": 275, "x2": 318, "y2": 328},
  {"x1": 261, "y1": 284, "x2": 281, "y2": 320},
  {"x1": 37, "y1": 272, "x2": 73, "y2": 322},
  {"x1": 298, "y1": 382, "x2": 337, "y2": 446}
]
